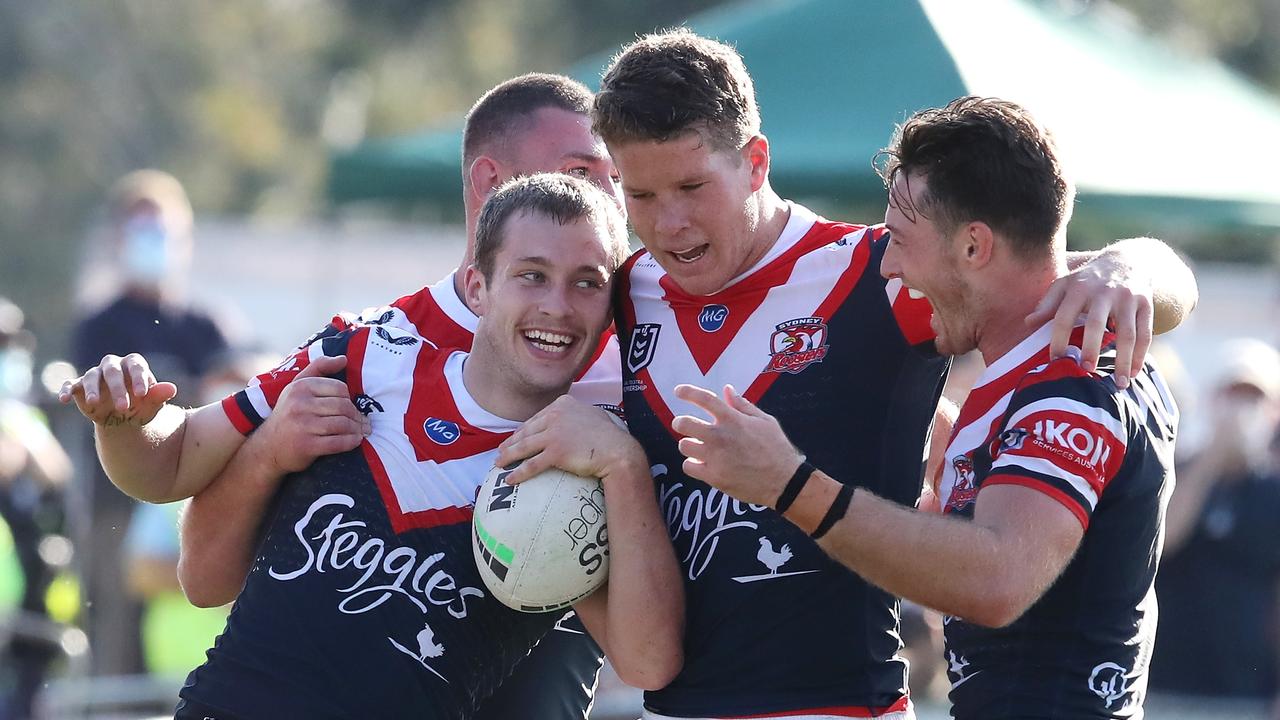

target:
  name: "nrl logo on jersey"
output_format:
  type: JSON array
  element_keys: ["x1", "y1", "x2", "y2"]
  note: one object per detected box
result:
[
  {"x1": 765, "y1": 317, "x2": 829, "y2": 374},
  {"x1": 998, "y1": 428, "x2": 1029, "y2": 451},
  {"x1": 627, "y1": 324, "x2": 661, "y2": 374}
]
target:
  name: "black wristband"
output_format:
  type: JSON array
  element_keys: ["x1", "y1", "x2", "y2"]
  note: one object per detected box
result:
[
  {"x1": 811, "y1": 484, "x2": 855, "y2": 540},
  {"x1": 774, "y1": 460, "x2": 814, "y2": 514}
]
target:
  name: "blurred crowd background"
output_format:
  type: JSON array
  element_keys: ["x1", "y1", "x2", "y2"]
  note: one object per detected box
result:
[{"x1": 1, "y1": 0, "x2": 1279, "y2": 718}]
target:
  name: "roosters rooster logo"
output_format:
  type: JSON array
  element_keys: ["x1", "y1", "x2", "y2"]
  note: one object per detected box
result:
[{"x1": 765, "y1": 317, "x2": 829, "y2": 374}]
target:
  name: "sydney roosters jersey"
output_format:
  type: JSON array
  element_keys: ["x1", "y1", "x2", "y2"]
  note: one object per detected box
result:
[
  {"x1": 620, "y1": 203, "x2": 948, "y2": 717},
  {"x1": 221, "y1": 271, "x2": 622, "y2": 433},
  {"x1": 938, "y1": 324, "x2": 1177, "y2": 719},
  {"x1": 214, "y1": 271, "x2": 613, "y2": 720},
  {"x1": 181, "y1": 327, "x2": 564, "y2": 719}
]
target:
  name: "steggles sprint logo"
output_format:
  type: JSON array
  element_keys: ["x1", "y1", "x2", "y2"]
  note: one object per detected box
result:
[{"x1": 268, "y1": 493, "x2": 484, "y2": 683}]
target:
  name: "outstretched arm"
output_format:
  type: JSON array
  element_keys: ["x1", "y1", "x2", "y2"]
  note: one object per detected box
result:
[
  {"x1": 178, "y1": 359, "x2": 368, "y2": 607},
  {"x1": 1038, "y1": 237, "x2": 1197, "y2": 387},
  {"x1": 59, "y1": 352, "x2": 244, "y2": 502},
  {"x1": 497, "y1": 397, "x2": 684, "y2": 691}
]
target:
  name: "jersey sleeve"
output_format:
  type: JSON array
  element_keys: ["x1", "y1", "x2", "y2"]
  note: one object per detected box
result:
[
  {"x1": 220, "y1": 318, "x2": 357, "y2": 435},
  {"x1": 980, "y1": 358, "x2": 1128, "y2": 530}
]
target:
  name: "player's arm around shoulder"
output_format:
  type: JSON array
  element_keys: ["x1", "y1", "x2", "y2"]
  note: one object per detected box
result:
[
  {"x1": 497, "y1": 397, "x2": 685, "y2": 690},
  {"x1": 1045, "y1": 237, "x2": 1198, "y2": 386},
  {"x1": 179, "y1": 352, "x2": 366, "y2": 606},
  {"x1": 59, "y1": 352, "x2": 244, "y2": 502}
]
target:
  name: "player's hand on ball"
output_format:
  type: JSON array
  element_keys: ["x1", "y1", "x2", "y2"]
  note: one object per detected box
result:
[
  {"x1": 257, "y1": 355, "x2": 369, "y2": 475},
  {"x1": 497, "y1": 396, "x2": 642, "y2": 485},
  {"x1": 672, "y1": 384, "x2": 804, "y2": 508},
  {"x1": 58, "y1": 353, "x2": 177, "y2": 427}
]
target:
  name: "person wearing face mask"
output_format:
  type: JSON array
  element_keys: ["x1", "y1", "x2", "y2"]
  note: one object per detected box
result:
[
  {"x1": 0, "y1": 297, "x2": 73, "y2": 718},
  {"x1": 1151, "y1": 338, "x2": 1280, "y2": 714},
  {"x1": 70, "y1": 170, "x2": 232, "y2": 678}
]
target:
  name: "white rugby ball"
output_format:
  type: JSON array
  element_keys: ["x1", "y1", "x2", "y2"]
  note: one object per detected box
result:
[{"x1": 472, "y1": 463, "x2": 609, "y2": 613}]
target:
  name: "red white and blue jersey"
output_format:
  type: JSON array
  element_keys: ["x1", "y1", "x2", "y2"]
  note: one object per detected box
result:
[
  {"x1": 938, "y1": 324, "x2": 1177, "y2": 719},
  {"x1": 620, "y1": 203, "x2": 948, "y2": 718},
  {"x1": 213, "y1": 272, "x2": 615, "y2": 720},
  {"x1": 181, "y1": 327, "x2": 568, "y2": 719},
  {"x1": 221, "y1": 272, "x2": 622, "y2": 433}
]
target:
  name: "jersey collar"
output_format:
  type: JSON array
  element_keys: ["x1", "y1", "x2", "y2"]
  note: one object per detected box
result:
[
  {"x1": 441, "y1": 350, "x2": 521, "y2": 433},
  {"x1": 428, "y1": 270, "x2": 480, "y2": 334}
]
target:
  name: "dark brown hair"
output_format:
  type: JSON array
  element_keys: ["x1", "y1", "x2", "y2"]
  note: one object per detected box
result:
[{"x1": 878, "y1": 96, "x2": 1073, "y2": 259}]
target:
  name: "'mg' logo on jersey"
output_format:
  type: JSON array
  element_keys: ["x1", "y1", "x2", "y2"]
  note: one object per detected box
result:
[
  {"x1": 698, "y1": 304, "x2": 729, "y2": 332},
  {"x1": 423, "y1": 417, "x2": 460, "y2": 445}
]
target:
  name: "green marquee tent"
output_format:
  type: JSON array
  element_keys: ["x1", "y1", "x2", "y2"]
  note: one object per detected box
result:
[{"x1": 328, "y1": 0, "x2": 1280, "y2": 230}]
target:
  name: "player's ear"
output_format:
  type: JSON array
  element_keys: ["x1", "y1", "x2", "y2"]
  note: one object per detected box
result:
[
  {"x1": 962, "y1": 222, "x2": 995, "y2": 267},
  {"x1": 743, "y1": 135, "x2": 770, "y2": 193},
  {"x1": 464, "y1": 264, "x2": 487, "y2": 316},
  {"x1": 468, "y1": 156, "x2": 503, "y2": 207}
]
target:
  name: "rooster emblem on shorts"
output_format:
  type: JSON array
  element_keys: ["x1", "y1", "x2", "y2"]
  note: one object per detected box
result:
[{"x1": 756, "y1": 537, "x2": 793, "y2": 575}]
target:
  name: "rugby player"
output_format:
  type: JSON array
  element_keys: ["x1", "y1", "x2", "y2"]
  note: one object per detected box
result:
[
  {"x1": 65, "y1": 73, "x2": 623, "y2": 719},
  {"x1": 63, "y1": 174, "x2": 684, "y2": 718},
  {"x1": 672, "y1": 96, "x2": 1184, "y2": 718},
  {"x1": 510, "y1": 29, "x2": 1195, "y2": 720}
]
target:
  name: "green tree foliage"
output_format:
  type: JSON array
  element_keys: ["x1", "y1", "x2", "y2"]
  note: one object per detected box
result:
[
  {"x1": 1110, "y1": 0, "x2": 1280, "y2": 92},
  {"x1": 0, "y1": 0, "x2": 721, "y2": 356},
  {"x1": 0, "y1": 0, "x2": 1275, "y2": 356}
]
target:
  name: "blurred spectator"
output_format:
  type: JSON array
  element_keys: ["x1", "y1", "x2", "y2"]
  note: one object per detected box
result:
[
  {"x1": 0, "y1": 297, "x2": 73, "y2": 718},
  {"x1": 1151, "y1": 338, "x2": 1280, "y2": 711},
  {"x1": 70, "y1": 170, "x2": 232, "y2": 677},
  {"x1": 123, "y1": 500, "x2": 227, "y2": 679}
]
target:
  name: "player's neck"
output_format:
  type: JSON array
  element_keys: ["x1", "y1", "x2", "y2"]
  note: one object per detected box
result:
[
  {"x1": 454, "y1": 230, "x2": 478, "y2": 309},
  {"x1": 752, "y1": 186, "x2": 791, "y2": 259},
  {"x1": 452, "y1": 268, "x2": 469, "y2": 307},
  {"x1": 123, "y1": 284, "x2": 170, "y2": 306},
  {"x1": 976, "y1": 267, "x2": 1060, "y2": 365},
  {"x1": 461, "y1": 350, "x2": 566, "y2": 423},
  {"x1": 719, "y1": 187, "x2": 791, "y2": 292}
]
